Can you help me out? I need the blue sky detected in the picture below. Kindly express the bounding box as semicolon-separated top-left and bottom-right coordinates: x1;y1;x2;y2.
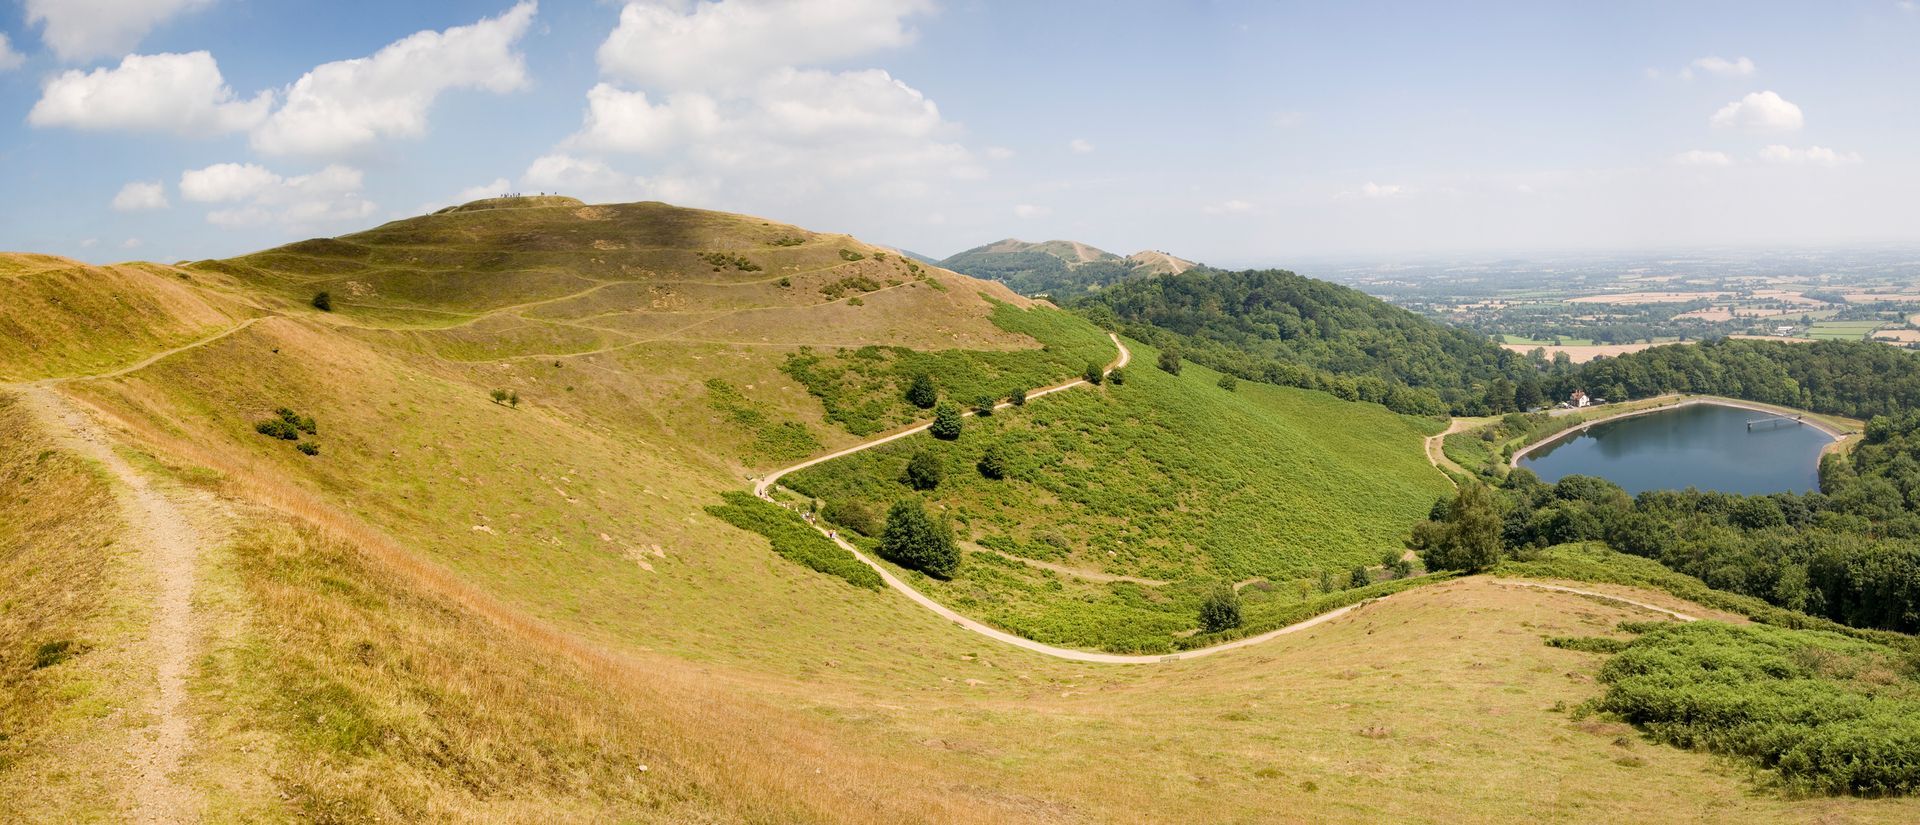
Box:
2;1;1916;266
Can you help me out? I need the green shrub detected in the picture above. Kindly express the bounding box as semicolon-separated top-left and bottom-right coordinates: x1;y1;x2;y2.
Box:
1107;367;1126;386
879;500;958;578
1008;387;1027;406
1348;566;1370;589
929;403;963;440
311;291;332;312
977;445;1007;480
1199;583;1242;632
1545;635;1628;654
823;499;880;536
972;394;997;416
255;418;300;440
906;373;938;409
902;450;942;490
839;249;866;262
296;442;320;456
705;492;881;589
777;276;792;287
1218;374;1238;392
1084;362;1104;385
1158;350;1182;375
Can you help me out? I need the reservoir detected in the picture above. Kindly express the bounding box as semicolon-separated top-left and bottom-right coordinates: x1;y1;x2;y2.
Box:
1515;402;1835;495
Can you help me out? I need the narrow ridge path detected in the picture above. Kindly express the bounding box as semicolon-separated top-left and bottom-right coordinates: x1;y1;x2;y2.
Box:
21;386;205;823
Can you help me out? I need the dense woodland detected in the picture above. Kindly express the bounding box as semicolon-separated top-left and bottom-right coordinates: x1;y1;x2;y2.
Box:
1076;268;1515;416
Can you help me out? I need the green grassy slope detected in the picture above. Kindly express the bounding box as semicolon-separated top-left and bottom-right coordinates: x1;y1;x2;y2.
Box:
0;254;252;381
786;339;1453;652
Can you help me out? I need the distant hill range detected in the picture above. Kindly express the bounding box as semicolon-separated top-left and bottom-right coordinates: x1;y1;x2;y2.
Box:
938;238;1196;298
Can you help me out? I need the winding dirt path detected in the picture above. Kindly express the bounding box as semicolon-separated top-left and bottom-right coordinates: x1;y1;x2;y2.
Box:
5;318;254;821
1423;418;1479;483
20;386;205;823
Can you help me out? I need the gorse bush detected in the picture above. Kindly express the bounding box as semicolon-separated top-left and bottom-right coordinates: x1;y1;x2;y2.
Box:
311;291;332;312
255;418;299;440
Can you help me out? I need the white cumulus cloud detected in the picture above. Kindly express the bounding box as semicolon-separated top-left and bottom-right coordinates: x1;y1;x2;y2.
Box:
1758;145;1862;166
180;162;376;228
251;1;538;156
1012;204;1050;219
1068;138;1094;154
25;0;212;63
597;0;930;90
1672;149;1734;167
111;181;169;211
1685;56;1756;79
29;52;273;136
1204;199;1255;215
1710;90;1804;131
0;33;24;71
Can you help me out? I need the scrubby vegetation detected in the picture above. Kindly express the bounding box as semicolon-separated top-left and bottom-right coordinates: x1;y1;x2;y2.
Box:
703;378;821;464
820;275;881;300
699;252;763;272
787;339;1448;651
705;492;881;589
781;303;1113;435
1579;620;1920;796
254;406;319;451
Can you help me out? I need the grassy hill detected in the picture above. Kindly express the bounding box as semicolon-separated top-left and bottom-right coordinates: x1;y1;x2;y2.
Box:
940;238;1196;299
0;254;255;381
785;338;1452;652
4;197;1918;822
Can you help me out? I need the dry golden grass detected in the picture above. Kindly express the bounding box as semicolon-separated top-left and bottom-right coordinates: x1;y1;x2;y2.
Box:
0;255;252;381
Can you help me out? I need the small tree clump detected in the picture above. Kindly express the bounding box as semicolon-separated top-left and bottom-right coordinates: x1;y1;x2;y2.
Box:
1083;362;1105;385
878;500;959;578
906;373;938;409
311;291;333;312
508;390;521;408
977;445;1007;480
296;442;320;456
490;389;510;405
929;402;963;440
1218;374;1238;392
1008;387;1027;407
1158;350;1182;375
973;394;997;416
1198;583;1243;633
903;450;943;490
1409;482;1506;573
1318;569;1334;594
1348;566;1371;589
1106;368;1125;386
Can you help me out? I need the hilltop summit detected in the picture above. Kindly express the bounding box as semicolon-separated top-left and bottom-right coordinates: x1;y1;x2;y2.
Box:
939;237;1201;298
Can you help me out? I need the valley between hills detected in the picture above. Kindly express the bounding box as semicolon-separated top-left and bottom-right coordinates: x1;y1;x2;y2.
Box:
5;196;1920;823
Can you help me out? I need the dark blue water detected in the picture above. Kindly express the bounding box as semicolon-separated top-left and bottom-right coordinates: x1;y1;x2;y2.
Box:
1517;403;1832;495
